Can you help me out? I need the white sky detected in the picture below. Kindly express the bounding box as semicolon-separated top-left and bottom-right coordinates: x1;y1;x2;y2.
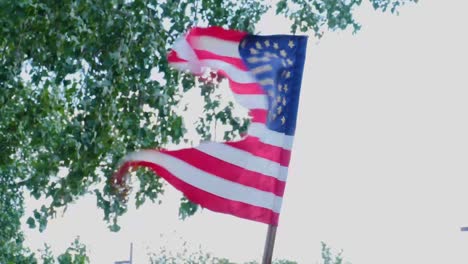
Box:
24;1;468;263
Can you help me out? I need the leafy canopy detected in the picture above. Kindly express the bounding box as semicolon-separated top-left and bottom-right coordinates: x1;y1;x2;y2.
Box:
0;0;416;247
147;239;344;264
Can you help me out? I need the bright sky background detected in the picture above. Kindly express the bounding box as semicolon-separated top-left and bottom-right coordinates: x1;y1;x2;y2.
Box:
24;1;468;263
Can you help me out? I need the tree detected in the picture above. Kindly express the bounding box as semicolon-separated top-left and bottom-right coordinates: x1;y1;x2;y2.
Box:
0;0;416;260
147;239;347;263
0;172;36;263
39;237;90;264
55;237;90;264
148;242;298;264
321;242;344;264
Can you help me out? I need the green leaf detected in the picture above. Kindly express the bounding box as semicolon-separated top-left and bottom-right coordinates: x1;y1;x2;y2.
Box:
26;217;36;229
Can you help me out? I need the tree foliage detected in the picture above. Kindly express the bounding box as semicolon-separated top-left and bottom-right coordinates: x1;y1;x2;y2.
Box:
0;172;36;263
148;241;299;264
277;0;417;36
38;237;90;264
0;232;89;264
0;0;416;260
1;0;267;234
55;237;90;264
321;242;344;264
147;240;346;263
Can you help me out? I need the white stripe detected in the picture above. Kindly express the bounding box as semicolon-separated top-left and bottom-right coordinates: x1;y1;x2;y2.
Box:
233;94;268;110
172;36;199;63
247;123;295;150
170;37;203;74
169;61;204;75
202;60;256;83
196;142;288;182
192;36;241;58
124;150;282;213
169;60;255;84
171;36;254;83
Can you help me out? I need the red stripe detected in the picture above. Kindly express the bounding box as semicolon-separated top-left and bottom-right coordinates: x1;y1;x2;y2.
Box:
229;80;265;95
161;148;286;197
250;109;268;123
167;50;187;63
226;136;292;167
120;160;279;225
187;26;247;42
193;49;247;70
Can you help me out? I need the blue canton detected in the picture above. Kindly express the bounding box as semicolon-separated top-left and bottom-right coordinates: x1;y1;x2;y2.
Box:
239;34;307;136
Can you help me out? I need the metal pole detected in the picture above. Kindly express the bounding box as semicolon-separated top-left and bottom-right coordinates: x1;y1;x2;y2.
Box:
261;225;278;264
114;243;133;264
129;243;133;264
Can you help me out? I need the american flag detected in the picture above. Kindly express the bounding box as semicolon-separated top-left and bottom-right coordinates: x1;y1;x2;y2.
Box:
115;27;307;225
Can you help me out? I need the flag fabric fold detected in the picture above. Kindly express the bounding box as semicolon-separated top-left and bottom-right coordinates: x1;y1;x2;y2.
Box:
115;26;308;225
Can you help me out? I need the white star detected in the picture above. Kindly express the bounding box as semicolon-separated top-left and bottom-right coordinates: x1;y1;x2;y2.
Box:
241;40;247;48
250;48;259;55
256;41;262;49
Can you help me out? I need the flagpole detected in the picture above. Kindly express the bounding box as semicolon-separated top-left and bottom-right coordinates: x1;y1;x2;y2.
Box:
262;224;278;264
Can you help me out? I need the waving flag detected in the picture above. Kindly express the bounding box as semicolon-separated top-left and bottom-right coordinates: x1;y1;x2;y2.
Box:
115;27;307;225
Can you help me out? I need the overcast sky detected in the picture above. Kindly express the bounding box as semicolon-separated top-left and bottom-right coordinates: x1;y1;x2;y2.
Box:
24;1;468;263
